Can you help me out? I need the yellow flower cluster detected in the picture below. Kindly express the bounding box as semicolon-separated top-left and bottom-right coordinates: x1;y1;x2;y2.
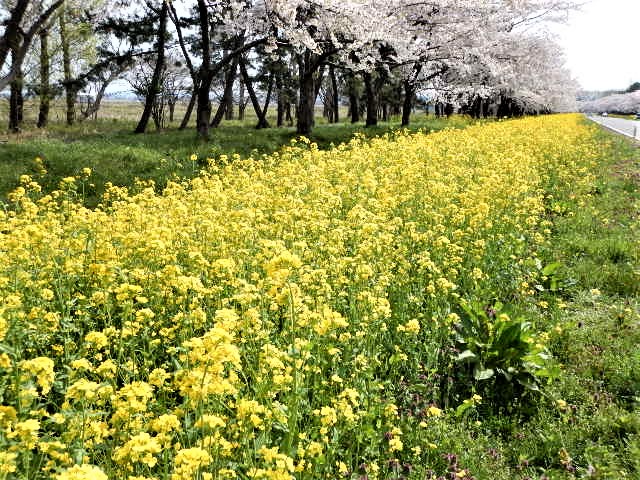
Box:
0;115;601;478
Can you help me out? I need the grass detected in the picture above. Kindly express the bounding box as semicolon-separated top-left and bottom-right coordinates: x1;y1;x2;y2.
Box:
607;113;638;120
489;124;640;479
0;100;469;207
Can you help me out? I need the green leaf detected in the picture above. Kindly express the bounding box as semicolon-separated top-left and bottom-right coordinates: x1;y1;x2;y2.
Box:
494;323;522;350
474;368;495;380
456;350;477;362
455;402;473;417
517;378;540;391
542;262;562;276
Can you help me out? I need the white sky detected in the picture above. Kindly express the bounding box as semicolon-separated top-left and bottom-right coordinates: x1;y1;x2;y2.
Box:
552;0;640;91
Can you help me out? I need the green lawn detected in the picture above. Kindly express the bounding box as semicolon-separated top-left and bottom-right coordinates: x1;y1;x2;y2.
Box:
499;126;640;478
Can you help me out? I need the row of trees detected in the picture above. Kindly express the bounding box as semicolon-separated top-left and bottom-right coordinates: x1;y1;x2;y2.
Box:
1;0;579;137
579;82;640;114
580;90;640;115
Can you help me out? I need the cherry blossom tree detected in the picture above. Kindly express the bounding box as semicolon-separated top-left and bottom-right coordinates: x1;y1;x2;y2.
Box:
580;91;640;114
2;0;583;134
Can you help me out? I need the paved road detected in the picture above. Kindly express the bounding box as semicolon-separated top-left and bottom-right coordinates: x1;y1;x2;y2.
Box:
588;115;640;140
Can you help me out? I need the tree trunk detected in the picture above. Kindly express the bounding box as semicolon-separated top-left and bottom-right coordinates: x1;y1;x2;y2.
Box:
323;100;331;122
211;48;232;126
194;30;265;138
260;73;274;128
135;0;168;134
37;28;51;128
211;57;238;128
180;84;198;130
363;72;377;127
180;92;196;129
285;102;292;125
445;103;454;117
193;16;265;138
276;70;285;127
224;100;234;120
224;62;235;120
238;77;246;121
329;65;339;123
470;96;481;119
195;0;213;139
80;75;113;121
381;103;388;122
196;73;214;138
312;65;325;127
482;99;490;118
59;8;76;126
239;57;270;129
497;95;507;117
296;53;316;135
348;74;359;123
9;63;23;132
401;79;414;127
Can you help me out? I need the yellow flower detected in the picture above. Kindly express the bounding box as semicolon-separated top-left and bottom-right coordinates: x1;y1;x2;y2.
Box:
96;359;117;377
7;419;40;448
0;353;11;369
54;464;108;480
112;432;162;468
389;436;403;452
171;447;211;480
20;357;55;394
317;406;337;426
148;368;170;387
195;414;226;430
41;288;55;301
70;358;93;372
151;414;181;433
85;331;109;349
0;452;18;474
384;403;398;417
401;318;420;334
337;461;349;474
60;176;76;186
306;441;323;457
427;406;443;417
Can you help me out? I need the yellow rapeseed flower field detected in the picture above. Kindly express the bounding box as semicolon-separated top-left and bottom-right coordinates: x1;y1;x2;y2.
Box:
0;114;601;479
